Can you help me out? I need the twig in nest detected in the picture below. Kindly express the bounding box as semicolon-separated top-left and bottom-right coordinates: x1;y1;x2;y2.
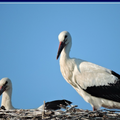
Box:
102;109;120;113
79;109;103;119
42;101;45;119
64;105;78;113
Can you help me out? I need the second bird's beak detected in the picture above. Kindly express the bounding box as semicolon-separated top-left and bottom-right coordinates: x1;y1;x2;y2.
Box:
0;83;7;96
56;41;66;59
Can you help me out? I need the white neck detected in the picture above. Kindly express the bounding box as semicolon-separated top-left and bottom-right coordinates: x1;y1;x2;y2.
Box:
1;88;14;110
60;41;72;62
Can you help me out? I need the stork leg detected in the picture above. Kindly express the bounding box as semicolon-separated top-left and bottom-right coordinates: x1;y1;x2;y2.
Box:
93;107;97;111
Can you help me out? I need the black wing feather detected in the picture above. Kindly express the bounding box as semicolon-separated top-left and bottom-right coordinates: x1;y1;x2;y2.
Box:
45;99;72;110
82;71;120;102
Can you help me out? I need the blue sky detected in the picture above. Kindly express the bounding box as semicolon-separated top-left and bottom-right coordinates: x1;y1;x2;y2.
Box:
0;2;120;111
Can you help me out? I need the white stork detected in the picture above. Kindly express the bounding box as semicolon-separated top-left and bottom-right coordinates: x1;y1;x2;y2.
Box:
0;77;72;110
0;77;14;110
56;31;120;111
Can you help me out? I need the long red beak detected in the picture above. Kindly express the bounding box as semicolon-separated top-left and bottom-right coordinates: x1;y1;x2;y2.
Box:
56;42;66;60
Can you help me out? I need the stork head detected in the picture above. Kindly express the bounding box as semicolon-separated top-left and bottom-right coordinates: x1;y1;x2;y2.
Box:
0;78;12;95
56;31;72;59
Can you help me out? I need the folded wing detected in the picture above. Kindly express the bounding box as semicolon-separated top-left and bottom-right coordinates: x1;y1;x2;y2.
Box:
75;61;120;102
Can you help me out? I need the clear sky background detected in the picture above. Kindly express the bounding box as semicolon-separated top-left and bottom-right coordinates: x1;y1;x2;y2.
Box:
0;2;120;111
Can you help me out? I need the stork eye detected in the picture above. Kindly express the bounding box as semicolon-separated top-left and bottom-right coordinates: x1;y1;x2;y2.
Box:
5;81;8;85
65;35;67;38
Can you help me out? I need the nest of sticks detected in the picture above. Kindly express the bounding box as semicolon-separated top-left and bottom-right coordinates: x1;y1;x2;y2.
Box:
0;101;120;120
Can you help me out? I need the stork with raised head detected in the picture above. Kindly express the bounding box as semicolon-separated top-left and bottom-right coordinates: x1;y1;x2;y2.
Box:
0;77;72;110
56;31;120;111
